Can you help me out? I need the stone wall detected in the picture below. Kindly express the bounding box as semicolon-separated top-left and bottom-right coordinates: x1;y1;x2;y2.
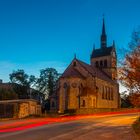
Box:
76;108;139;115
58;76;120;113
0;99;41;119
18;100;41;118
96;78;119;109
18;103;29;118
58;77;84;113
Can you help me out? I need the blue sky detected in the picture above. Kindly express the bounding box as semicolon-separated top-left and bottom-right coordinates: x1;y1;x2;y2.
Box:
0;0;140;91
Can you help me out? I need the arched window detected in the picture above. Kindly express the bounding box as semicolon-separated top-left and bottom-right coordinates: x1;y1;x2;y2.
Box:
73;61;76;67
95;61;99;67
104;60;107;67
93;99;96;107
100;60;103;67
105;87;108;99
79;84;83;95
51;101;55;108
111;88;114;100
63;83;67;88
63;83;69;110
102;86;105;99
108;88;111;100
82;100;86;107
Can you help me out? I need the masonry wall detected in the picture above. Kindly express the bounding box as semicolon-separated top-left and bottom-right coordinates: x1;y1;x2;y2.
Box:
0;100;41;119
58;77;85;113
18;100;41;118
96;78;119;108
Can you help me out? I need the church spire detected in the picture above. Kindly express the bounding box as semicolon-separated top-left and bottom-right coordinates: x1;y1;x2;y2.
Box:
102;18;106;35
74;53;76;59
101;16;107;48
113;40;115;47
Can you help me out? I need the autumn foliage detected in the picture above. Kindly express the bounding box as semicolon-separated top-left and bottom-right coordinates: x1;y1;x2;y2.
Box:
119;46;140;92
119;30;140;107
129;93;140;107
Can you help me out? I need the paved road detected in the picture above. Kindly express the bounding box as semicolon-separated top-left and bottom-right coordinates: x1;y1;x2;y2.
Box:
0;113;139;140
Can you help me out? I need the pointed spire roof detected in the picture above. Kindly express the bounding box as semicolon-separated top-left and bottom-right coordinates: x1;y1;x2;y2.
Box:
102;17;106;36
101;16;107;48
74;53;76;59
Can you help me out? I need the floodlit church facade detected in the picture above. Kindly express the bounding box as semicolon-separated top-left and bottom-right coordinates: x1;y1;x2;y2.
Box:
50;19;120;113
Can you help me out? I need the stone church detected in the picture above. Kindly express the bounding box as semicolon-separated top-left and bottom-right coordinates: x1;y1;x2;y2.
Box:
50;19;120;113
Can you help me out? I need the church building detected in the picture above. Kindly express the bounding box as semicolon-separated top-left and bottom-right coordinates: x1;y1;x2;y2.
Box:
50;19;120;113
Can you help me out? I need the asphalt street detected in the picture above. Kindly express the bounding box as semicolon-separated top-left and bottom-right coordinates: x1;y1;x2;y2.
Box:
0;113;139;140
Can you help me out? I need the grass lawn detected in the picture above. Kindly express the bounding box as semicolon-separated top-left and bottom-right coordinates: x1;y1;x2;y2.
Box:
133;117;140;139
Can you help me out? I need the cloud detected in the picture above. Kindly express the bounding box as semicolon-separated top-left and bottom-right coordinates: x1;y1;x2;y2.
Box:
0;61;67;82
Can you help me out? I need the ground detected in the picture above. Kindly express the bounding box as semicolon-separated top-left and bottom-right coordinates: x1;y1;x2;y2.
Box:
133;117;140;139
0;113;139;140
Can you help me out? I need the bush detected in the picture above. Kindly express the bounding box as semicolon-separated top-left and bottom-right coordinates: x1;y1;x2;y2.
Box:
133;117;140;138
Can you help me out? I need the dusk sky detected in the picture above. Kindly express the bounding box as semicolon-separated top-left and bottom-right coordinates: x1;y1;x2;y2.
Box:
0;0;140;88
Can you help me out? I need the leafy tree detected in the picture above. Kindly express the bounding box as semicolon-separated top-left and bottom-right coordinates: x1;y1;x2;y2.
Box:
9;70;36;87
9;69;36;98
119;29;140;94
37;68;60;98
120;91;132;108
129;93;140;107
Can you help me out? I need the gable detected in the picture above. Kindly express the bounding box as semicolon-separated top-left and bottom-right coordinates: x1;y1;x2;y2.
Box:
61;60;86;79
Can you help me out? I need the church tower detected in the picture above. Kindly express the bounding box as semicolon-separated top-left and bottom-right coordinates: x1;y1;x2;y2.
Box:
91;18;117;81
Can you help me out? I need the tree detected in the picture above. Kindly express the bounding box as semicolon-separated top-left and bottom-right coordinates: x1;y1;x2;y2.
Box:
120;91;132;108
9;70;36;87
9;69;36;98
119;29;140;94
129;93;140;107
37;68;60;98
119;28;140;107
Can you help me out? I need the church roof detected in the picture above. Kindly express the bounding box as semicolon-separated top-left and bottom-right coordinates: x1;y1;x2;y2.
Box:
61;64;86;79
91;46;114;58
77;59;116;84
61;58;117;84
